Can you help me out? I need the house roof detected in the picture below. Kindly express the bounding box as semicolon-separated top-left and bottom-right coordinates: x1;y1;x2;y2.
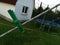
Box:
0;0;17;5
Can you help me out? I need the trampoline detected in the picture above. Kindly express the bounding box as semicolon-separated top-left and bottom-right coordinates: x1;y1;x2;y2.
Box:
35;18;60;28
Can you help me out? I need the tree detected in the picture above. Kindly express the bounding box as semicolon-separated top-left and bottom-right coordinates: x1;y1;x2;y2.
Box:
36;2;44;15
32;8;37;18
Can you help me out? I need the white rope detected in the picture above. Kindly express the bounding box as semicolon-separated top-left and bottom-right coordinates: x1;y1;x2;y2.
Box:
0;26;17;37
0;4;60;38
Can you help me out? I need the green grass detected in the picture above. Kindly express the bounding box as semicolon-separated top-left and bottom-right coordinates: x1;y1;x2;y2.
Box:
0;18;60;45
0;18;15;34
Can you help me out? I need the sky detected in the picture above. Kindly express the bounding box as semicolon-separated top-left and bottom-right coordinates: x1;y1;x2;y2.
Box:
35;0;60;10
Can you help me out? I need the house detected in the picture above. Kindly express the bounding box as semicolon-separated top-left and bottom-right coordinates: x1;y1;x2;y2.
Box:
0;0;17;22
15;0;35;21
0;0;35;22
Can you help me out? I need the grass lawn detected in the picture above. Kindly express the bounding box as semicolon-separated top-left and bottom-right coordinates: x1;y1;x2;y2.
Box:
0;17;60;45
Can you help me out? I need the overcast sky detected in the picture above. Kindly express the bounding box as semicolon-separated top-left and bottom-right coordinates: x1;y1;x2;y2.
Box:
35;0;60;10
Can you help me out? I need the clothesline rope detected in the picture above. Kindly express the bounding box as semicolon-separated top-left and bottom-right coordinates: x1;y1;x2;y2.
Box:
0;4;60;38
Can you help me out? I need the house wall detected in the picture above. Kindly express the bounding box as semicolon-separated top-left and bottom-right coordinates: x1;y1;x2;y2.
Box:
0;0;17;5
0;2;15;22
15;0;35;21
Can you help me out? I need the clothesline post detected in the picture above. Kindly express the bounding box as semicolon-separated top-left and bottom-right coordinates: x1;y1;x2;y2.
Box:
8;9;24;33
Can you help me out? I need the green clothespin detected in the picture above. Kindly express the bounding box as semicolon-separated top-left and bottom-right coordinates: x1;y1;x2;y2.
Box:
8;9;24;33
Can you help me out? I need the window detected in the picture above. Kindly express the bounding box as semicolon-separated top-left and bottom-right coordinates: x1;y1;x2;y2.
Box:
22;6;28;13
